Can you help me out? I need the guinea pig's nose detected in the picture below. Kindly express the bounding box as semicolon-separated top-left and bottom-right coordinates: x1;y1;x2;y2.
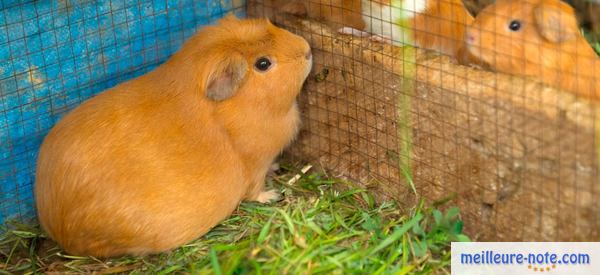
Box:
305;49;312;60
467;35;475;43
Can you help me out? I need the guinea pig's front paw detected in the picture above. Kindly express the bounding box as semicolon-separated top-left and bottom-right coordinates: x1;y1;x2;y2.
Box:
254;189;282;204
370;34;392;44
338;27;369;37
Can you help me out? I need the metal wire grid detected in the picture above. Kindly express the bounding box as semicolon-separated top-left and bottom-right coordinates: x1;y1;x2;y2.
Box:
0;0;245;224
0;0;597;241
248;0;599;241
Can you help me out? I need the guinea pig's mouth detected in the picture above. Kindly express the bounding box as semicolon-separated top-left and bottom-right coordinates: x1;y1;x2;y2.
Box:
303;50;313;79
465;35;490;64
465;32;478;52
305;49;312;61
466;42;479;58
465;28;487;59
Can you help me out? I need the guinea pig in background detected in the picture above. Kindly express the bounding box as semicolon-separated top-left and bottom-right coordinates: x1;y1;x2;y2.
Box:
346;0;474;59
466;0;599;99
250;0;365;31
35;15;312;257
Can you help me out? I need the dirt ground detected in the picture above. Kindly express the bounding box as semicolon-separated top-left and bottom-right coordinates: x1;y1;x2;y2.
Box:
247;6;600;241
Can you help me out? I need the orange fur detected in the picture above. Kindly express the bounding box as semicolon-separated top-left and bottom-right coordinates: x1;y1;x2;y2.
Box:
466;0;599;99
35;15;312;257
413;0;474;58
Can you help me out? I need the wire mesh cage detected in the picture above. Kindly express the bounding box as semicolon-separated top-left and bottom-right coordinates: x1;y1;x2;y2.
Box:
0;0;245;224
1;0;599;243
247;0;600;241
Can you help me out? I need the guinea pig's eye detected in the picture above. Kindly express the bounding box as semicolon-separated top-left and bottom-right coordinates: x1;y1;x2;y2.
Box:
509;20;521;31
254;57;272;72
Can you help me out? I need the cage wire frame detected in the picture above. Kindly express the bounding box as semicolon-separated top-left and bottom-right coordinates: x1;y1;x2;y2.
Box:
247;0;599;241
0;0;245;224
0;0;598;242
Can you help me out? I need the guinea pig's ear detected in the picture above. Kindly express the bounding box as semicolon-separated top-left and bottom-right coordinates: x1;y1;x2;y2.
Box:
205;56;248;101
533;2;579;43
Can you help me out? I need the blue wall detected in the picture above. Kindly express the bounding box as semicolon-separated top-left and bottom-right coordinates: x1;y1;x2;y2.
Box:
0;0;246;224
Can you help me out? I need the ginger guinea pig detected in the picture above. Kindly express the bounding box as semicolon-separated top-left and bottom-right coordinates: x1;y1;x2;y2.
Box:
354;0;474;59
35;15;312;258
466;0;599;99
